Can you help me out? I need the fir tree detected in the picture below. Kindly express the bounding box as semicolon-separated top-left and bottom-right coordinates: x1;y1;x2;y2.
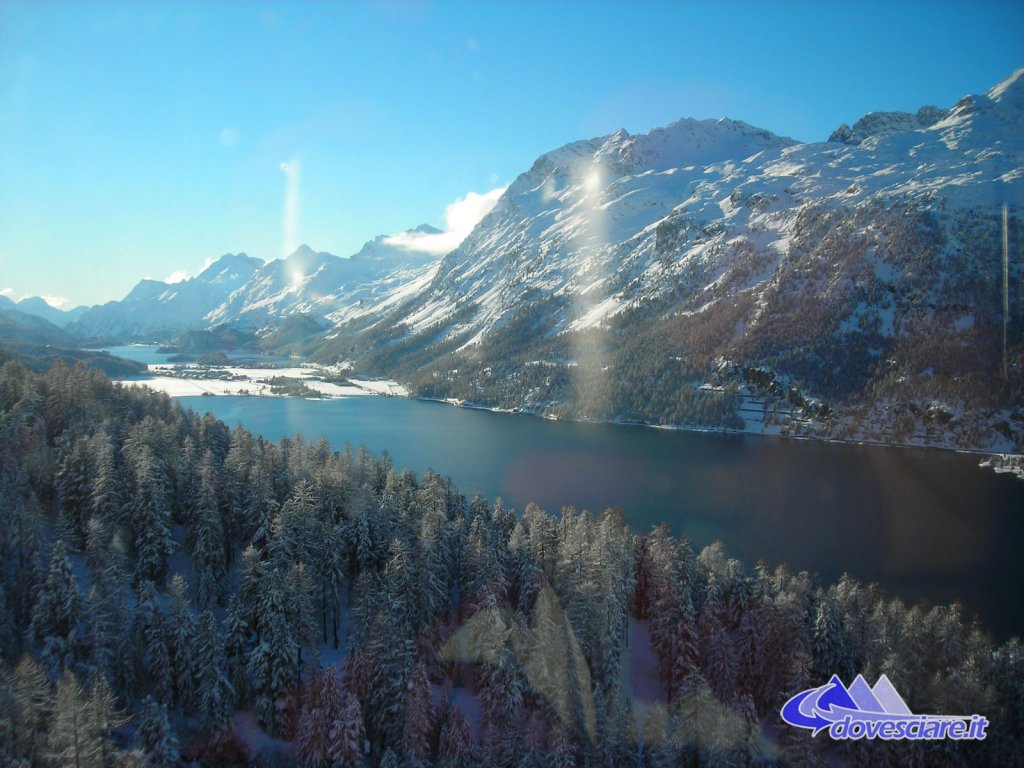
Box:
248;573;298;737
136;695;180;768
29;539;80;674
133;581;173;704
329;684;366;768
166;575;196;712
56;436;93;544
193;610;234;733
402;660;434;761
128;447;175;585
190;451;226;608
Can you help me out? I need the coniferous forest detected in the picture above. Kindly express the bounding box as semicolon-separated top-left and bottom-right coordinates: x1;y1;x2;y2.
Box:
1;360;1022;767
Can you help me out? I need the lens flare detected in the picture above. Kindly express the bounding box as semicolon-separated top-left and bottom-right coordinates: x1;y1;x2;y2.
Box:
570;161;612;416
280;159;300;258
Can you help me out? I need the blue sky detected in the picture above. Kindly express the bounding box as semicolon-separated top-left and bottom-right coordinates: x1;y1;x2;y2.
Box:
1;1;1022;308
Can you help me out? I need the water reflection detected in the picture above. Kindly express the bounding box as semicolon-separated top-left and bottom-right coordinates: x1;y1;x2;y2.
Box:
181;395;1024;638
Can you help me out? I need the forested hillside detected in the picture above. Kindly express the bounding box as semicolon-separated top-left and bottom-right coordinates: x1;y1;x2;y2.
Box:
1;362;1021;767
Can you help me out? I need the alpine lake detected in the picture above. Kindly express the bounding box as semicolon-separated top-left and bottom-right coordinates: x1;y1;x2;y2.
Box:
107;346;1024;639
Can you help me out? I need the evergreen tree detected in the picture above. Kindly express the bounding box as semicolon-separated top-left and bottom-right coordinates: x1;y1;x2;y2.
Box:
134;580;173;704
89;431;124;532
128;447;175;585
190;451;226;608
402;660;434;761
438;702;477;768
136;695;180;768
329;684;366;768
248;573;298;737
194;610;234;733
166;575;196;712
56;435;93;544
29;539;80;674
223;595;251;706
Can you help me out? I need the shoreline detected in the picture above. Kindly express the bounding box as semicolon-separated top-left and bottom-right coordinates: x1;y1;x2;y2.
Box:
119;367;1023;479
416;395;1023;461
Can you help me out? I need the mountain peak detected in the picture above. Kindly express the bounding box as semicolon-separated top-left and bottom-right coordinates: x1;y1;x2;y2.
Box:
197;252;264;281
828;105;945;146
289;244;319;258
988;66;1024;104
411;223;443;235
596;115;793;174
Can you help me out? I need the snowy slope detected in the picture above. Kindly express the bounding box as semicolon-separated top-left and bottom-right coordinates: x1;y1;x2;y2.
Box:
205;228;442;329
331;68;1024;450
69;253;264;338
376;69;1023;346
11;297;87;328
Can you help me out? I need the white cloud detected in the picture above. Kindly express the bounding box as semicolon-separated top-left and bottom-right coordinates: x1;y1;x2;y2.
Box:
384;186;506;256
164;270;189;284
41;295;69;309
0;287;12;297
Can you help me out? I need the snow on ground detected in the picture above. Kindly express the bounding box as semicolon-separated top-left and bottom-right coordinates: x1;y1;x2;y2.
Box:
118;364;408;399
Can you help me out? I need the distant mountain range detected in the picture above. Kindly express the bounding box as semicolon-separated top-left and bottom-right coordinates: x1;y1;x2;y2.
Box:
63;224;442;340
0;293;87;328
18;68;1024;451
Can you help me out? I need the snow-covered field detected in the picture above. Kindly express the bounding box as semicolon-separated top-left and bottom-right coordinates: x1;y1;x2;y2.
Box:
118;364;408;399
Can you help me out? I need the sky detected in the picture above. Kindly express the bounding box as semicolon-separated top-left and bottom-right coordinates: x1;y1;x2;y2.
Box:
1;0;1022;309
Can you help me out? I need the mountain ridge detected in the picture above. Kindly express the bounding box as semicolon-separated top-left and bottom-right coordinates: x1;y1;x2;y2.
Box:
47;68;1024;451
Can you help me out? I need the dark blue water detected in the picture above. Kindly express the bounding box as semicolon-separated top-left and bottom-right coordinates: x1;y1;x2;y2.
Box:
179;394;1024;640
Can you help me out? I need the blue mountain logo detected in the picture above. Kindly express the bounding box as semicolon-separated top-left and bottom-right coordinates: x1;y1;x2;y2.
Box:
780;674;988;741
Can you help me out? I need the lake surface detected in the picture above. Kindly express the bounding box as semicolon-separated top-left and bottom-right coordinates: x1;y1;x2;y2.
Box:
179;394;1024;640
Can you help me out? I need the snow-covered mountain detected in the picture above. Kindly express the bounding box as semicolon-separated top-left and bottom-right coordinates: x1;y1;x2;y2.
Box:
205;227;441;329
66;225;444;340
321;68;1024;451
3;296;88;327
69;252;264;338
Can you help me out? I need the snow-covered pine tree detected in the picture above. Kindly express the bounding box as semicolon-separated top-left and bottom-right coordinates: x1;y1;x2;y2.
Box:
55;435;93;544
194;609;234;733
329;682;365;768
190;450;226;608
438;701;478;768
136;694;180;768
128;446;175;585
166;574;197;712
29;539;80;674
133;580;173;704
88;431;124;532
401;659;434;761
284;561;319;671
296;669;328;768
223;594;251;706
247;571;298;737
